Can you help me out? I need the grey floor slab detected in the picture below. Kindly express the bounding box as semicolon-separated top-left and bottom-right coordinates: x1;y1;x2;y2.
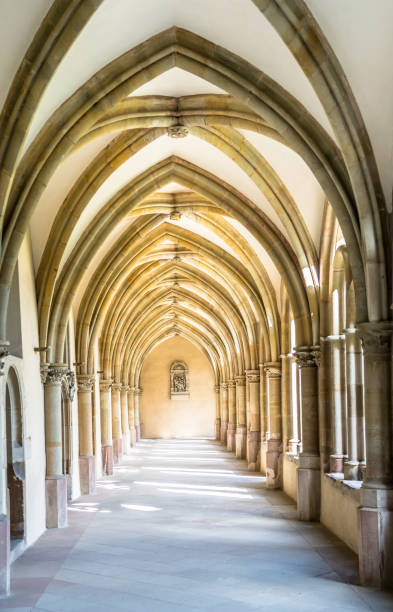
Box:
1;439;393;611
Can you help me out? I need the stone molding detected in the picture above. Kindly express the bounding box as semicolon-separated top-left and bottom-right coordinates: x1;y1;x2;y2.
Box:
111;382;123;392
220;382;228;390
77;375;95;393
263;361;281;378
227;379;236;388
168;125;189;138
245;369;260;383
234;375;246;387
214;384;221;393
121;385;130;393
99;379;113;392
294;346;320;368
357;321;393;355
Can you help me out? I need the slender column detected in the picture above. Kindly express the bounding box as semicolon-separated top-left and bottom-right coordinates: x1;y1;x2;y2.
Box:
281;354;291;453
44;364;68;528
99;379;113;475
227;380;236;451
220;382;228;444
214;384;221;440
357;322;393;588
134;388;141;441
294;347;320;521
318;338;331;472
246;370;260;471
111;383;123;463
77;375;96;495
326;335;347;472
344;329;365;479
235;376;246;458
264;362;282;488
128;387;137;446
120;385;130;453
0;347;10;596
259;364;268;473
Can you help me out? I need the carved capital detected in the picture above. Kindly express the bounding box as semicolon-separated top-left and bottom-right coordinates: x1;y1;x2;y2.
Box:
227;379;236;388
134;387;142;396
40;362;50;384
294;346;320;368
99;379;113;392
0;344;9;376
220;382;228;390
234;375;246;387
245;369;260;383
358;321;393;355
263;361;281;378
77;375;95;393
45;363;68;385
214;384;221;394
112;382;123;392
64;369;76;401
121;385;130;393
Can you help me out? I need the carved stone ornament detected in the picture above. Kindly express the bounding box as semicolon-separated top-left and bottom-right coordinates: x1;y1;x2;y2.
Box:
45;363;69;385
245;369;260;383
112;382;123;392
227;379;236;388
170;361;189;399
235;375;246;387
64;370;76;401
121;385;130;393
0;344;9;376
294;346;320;368
214;384;221;394
358;321;393;355
263;362;281;378
168;125;189;139
99;379;113;392
77;375;95;393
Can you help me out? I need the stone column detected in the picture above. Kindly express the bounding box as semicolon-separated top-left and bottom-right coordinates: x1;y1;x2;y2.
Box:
357;322;393;588
220;382;228;444
128;387;137;446
214;384;221;440
0;346;10;596
134;388;141;441
264;362;282;488
259;364;268;473
111;383;123;463
121;385;130;454
327;335;347;472
235;376;246;458
246;370;260;471
99;379;113;475
344;329;365;480
77;375;96;495
294;347;320;521
227;380;236;452
44;363;68;528
318;338;331;473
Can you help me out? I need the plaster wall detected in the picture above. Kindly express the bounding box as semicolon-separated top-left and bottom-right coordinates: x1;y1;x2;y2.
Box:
141;337;215;438
320;475;359;554
17;233;46;545
282;453;298;503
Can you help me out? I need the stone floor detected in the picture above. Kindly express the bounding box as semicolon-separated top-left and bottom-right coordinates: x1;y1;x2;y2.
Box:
2;439;393;611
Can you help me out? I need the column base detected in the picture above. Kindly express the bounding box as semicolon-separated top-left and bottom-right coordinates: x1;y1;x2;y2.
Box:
112;438;123;464
266;438;282;489
330;454;346;473
235;426;247;458
129;427;137;447
102;444;113;475
215;418;221;440
0;514;10;597
220;421;228;445
79;456;96;495
135;425;141;442
287;439;299;454
227;423;236;452
358;488;393;588
247;431;260;471
45;475;67;529
296;458;321;521
343;460;361;480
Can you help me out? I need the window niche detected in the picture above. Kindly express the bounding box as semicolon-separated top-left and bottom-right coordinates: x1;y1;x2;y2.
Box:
170;361;189;399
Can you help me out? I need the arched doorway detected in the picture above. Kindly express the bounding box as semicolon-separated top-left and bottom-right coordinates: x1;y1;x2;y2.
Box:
5;367;25;544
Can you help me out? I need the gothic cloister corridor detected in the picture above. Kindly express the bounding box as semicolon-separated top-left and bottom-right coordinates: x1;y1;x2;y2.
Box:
2;438;393;612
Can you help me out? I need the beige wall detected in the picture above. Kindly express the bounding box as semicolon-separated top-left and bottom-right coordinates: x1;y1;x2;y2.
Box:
320;475;360;554
282;453;298;503
141;337;215;438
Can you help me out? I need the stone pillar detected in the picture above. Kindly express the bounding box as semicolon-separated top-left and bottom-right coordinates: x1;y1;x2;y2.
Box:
227;380;236;451
111;383;123;463
259;364;268;473
0;513;9;597
121;385;130;453
214;384;221;440
134;388;141;441
318;338;331;473
99;379;113;475
77;375;96;495
0;347;10;596
44;364;68;528
327;335;347;473
264;362;282;488
294;347;320;521
235;376;246;458
246;370;260;471
344;329;365;480
220;382;228;444
357;322;393;588
128;387;137;446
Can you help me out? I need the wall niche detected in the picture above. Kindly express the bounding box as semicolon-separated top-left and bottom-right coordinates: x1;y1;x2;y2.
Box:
170;361;189;399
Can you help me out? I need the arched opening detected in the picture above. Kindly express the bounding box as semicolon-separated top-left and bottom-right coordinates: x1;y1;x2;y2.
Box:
5;367;25;544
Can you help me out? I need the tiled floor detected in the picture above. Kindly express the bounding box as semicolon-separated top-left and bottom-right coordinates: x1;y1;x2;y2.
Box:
1;439;393;611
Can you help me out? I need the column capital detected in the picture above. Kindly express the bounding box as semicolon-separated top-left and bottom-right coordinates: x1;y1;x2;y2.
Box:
227;379;236;388
0;342;9;376
111;382;122;392
77;375;95;393
121;385;130;393
214;384;221;393
220;382;228;390
294;346;320;368
99;379;113;392
44;363;69;386
234;375;246;386
245;369;260;382
263;361;281;378
357;321;393;355
134;387;142;396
